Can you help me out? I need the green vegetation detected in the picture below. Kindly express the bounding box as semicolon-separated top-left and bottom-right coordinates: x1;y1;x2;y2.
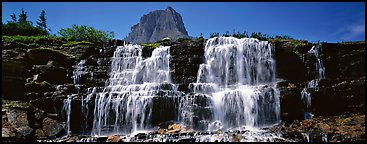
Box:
2;99;33;109
2;9;49;36
3;9;115;51
61;41;95;47
209;30;294;41
2;35;66;48
58;24;115;44
141;39;172;48
141;42;161;48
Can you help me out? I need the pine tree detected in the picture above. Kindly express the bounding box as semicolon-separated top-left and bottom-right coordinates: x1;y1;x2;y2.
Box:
36;10;50;34
18;8;27;24
10;13;17;23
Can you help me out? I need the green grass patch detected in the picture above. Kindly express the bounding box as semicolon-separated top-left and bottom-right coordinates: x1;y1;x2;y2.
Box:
61;40;95;47
2;99;33;109
141;42;161;48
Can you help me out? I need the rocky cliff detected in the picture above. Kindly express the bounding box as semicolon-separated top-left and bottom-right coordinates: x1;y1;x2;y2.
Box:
2;38;365;142
124;7;189;43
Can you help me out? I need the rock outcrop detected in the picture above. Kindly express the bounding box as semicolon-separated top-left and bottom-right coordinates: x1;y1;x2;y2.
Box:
125;6;189;43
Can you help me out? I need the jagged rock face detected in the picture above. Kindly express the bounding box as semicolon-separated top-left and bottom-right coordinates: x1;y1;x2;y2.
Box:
125;7;189;43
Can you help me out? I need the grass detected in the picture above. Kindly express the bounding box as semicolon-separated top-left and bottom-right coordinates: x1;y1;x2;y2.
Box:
2;99;33;110
61;40;95;47
141;42;161;48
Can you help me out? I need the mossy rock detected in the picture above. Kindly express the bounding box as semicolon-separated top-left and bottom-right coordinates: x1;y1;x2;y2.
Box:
24;81;53;93
26;48;74;68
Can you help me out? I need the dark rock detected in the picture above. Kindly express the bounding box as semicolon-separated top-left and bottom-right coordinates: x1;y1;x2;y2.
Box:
273;41;306;82
276;81;304;122
5;108;34;138
125;6;189;43
2;49;28;100
6;109;30;128
26;48;74;68
30;64;70;84
322;42;365;79
42;117;63;137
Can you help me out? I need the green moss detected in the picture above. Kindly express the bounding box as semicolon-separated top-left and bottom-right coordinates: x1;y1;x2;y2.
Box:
61;40;95;47
33;47;72;57
2;99;33;109
141;43;161;48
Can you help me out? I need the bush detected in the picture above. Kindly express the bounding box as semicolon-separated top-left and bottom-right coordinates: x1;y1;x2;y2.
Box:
58;24;115;44
2;35;66;49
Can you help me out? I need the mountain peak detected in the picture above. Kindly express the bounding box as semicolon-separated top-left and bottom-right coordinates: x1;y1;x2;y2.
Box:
125;7;189;44
166;6;174;11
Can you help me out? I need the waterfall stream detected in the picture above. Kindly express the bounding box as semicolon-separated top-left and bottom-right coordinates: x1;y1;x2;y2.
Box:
301;43;326;120
181;37;281;138
91;44;178;136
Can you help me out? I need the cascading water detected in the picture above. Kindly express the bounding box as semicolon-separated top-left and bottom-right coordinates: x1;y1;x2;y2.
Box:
301;43;325;120
91;44;175;136
62;59;87;135
182;37;280;135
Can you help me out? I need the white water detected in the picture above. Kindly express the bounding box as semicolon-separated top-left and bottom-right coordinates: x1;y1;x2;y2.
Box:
62;59;87;135
91;44;173;136
62;94;76;135
182;37;280;135
301;43;326;120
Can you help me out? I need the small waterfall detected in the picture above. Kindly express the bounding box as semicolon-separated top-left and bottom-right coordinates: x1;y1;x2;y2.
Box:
182;37;280;132
73;60;86;93
61;59;87;135
301;43;325;119
62;94;76;134
91;44;175;136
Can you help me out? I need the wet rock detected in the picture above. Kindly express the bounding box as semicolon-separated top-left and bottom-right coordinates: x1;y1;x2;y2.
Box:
42;117;63;137
231;134;241;142
15;126;34;137
6;109;31;128
135;133;147;140
2;127;17;137
167;124;183;133
35;129;46;139
106;135;122;142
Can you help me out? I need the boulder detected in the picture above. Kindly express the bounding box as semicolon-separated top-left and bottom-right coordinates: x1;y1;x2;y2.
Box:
35;129;46;139
106;134;122;142
6;109;30;128
6;109;34;137
2;127;17;137
42;117;63;137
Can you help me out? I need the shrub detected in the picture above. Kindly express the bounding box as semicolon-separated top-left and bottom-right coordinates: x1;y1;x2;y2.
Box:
58;24;115;44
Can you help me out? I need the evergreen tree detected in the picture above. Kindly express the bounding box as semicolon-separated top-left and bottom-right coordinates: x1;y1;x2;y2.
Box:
36;10;50;35
10;13;17;23
18;9;27;24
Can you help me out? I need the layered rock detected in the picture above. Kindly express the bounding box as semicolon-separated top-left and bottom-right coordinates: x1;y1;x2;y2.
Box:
125;6;189;43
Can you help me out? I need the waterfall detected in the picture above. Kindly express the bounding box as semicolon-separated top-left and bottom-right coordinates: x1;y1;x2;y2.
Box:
61;59;87;135
182;37;280;131
91;44;175;136
301;43;325;119
62;94;76;135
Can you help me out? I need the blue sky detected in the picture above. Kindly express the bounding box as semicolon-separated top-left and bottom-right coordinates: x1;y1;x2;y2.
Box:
2;2;365;42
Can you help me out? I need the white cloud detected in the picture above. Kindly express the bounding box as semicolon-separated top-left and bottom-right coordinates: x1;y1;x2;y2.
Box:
340;22;365;40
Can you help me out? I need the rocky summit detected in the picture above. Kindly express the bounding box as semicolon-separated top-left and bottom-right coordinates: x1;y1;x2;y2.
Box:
124;6;189;43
